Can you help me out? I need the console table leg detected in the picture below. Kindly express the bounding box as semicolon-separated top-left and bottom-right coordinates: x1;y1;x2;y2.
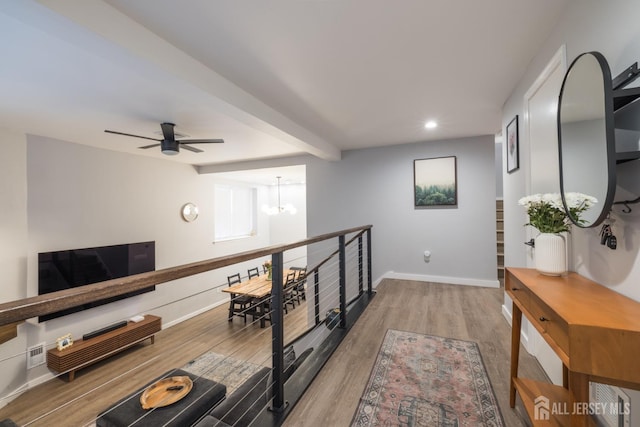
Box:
510;304;523;408
69;370;75;382
563;364;569;389
569;372;590;427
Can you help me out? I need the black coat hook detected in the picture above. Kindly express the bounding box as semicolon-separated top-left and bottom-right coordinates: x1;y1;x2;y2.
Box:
614;196;640;213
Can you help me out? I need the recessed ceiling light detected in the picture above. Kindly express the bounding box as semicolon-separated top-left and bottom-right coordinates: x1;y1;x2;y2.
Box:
424;120;438;129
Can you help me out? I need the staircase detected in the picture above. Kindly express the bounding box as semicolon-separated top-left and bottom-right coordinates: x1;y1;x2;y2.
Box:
496;199;504;287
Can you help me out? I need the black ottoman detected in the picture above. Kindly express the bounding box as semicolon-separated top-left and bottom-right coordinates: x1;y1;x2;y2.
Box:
97;369;226;427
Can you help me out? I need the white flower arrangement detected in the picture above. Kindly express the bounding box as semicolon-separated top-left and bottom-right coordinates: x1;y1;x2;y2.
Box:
518;192;597;233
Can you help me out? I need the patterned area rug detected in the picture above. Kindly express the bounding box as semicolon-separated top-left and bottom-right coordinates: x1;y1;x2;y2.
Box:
181;352;265;395
351;330;504;427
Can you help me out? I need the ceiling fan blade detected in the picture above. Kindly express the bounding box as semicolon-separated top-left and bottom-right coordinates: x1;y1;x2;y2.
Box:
105;130;162;142
177;139;224;144
106;122;223;156
161;122;176;141
180;144;203;153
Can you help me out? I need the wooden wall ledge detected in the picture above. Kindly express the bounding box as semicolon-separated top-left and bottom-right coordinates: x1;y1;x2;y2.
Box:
0;225;373;327
0;322;22;345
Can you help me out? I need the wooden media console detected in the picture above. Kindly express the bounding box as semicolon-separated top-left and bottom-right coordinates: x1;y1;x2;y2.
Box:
47;315;161;381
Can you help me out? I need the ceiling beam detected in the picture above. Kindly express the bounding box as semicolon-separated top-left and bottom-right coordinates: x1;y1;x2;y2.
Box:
29;0;341;161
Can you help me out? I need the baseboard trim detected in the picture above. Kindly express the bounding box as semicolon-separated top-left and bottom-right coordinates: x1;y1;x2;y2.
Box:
162;300;226;329
380;271;500;288
0;371;55;410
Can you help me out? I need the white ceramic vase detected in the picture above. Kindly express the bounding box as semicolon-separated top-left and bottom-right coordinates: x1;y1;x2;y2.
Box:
535;233;567;276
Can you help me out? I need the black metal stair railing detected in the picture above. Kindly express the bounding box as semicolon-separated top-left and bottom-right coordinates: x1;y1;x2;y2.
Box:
0;225;374;427
264;227;374;421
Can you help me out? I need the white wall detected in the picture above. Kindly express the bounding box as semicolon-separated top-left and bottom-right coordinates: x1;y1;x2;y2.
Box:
267;183;308;267
306;135;498;287
0;128;29;404
495;141;503;198
1;129;27;302
0;133;279;400
502;0;640;421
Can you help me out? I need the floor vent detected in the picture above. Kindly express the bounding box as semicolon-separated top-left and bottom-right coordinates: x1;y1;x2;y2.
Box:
27;342;46;369
591;382;630;427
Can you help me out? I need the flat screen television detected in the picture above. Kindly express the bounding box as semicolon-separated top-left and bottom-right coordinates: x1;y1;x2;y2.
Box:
38;241;155;322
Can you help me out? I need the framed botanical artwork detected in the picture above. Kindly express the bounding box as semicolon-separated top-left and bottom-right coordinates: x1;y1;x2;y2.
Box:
414;156;457;207
506;115;519;173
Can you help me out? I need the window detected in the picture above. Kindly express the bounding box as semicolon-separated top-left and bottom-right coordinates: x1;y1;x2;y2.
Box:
214;184;257;241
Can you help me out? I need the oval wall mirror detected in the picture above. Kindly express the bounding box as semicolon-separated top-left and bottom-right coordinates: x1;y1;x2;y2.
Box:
558;51;616;228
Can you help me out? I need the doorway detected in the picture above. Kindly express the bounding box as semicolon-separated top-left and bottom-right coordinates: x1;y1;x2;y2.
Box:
522;45;566;385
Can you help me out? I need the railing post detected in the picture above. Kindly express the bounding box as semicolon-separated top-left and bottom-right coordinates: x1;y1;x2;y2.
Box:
367;228;373;295
358;235;364;295
269;251;287;413
314;270;320;325
339;235;347;329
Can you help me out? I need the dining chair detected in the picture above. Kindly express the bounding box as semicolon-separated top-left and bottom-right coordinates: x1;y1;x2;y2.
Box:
254;292;273;325
284;271;297;310
292;267;307;302
227;273;252;322
248;267;260;279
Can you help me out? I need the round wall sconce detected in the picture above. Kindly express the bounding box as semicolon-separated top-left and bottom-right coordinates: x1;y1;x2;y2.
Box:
181;203;199;222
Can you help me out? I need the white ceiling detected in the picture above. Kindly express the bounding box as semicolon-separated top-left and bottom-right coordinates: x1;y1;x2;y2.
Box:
0;0;569;167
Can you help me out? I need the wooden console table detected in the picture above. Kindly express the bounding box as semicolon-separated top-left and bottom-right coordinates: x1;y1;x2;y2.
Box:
47;315;161;381
506;267;640;426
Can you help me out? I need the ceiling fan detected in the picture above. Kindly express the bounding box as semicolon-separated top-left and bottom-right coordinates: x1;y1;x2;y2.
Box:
104;122;224;155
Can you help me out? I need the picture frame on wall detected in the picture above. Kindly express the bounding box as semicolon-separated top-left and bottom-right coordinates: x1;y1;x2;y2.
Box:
506;115;519;173
414;156;457;207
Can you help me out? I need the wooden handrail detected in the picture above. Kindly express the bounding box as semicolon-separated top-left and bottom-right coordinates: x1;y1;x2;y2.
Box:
0;225;372;326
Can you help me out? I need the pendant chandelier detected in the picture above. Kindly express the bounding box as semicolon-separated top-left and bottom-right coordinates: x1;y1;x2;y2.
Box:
262;176;297;215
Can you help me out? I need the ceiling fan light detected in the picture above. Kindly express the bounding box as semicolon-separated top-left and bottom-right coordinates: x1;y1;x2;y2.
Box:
161;140;179;155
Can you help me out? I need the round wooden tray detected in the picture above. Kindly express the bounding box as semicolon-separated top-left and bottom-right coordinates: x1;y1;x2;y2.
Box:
140;376;193;410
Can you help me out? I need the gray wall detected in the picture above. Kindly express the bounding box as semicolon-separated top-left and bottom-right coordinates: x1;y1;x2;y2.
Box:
203;134;500;285
502;0;640;421
306;135;498;286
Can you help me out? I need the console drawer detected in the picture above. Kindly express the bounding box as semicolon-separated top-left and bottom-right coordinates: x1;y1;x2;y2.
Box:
506;278;530;309
528;292;569;354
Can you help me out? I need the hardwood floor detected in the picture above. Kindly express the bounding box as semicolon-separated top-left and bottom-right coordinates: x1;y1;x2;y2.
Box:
0;280;547;426
0;300;310;427
283;279;547;427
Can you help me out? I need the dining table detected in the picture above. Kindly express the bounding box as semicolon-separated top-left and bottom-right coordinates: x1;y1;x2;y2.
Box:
222;269;295;328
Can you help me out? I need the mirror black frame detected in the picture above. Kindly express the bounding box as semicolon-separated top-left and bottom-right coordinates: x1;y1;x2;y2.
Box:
558;51;616;228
